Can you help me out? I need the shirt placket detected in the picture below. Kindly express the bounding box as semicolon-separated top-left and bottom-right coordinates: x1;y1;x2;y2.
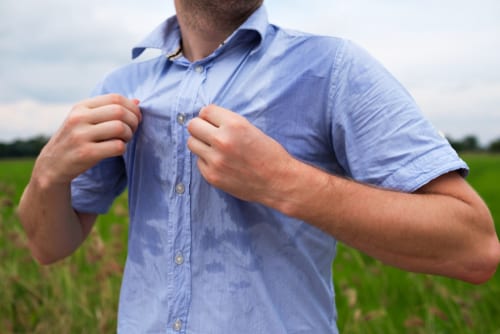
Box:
167;60;207;333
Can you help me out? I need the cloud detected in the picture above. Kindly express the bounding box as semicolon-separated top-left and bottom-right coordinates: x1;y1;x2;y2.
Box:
266;0;500;144
413;83;500;144
0;100;70;141
0;0;499;143
0;0;173;103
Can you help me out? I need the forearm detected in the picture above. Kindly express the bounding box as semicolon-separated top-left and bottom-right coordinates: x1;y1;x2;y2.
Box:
268;160;500;283
18;165;88;264
17;94;140;264
186;104;500;283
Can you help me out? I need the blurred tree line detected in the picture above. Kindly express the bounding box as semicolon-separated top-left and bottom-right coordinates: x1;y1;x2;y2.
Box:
0;134;499;158
448;135;500;153
0;135;49;158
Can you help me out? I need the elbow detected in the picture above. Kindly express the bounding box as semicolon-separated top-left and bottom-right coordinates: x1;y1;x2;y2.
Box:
460;237;500;285
27;240;67;266
18;212;70;266
20;224;63;265
31;249;65;266
460;205;500;285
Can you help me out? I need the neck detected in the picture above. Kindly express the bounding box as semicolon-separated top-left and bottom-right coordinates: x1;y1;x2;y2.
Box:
174;0;262;61
177;19;232;62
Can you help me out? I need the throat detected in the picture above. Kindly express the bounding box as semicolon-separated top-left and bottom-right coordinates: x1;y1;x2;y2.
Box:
179;23;229;62
174;0;262;61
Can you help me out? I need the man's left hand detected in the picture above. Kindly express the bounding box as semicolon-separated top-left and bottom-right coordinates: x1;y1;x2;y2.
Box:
187;104;294;204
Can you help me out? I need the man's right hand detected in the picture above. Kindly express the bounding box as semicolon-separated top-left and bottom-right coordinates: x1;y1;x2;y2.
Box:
35;93;141;185
18;93;141;264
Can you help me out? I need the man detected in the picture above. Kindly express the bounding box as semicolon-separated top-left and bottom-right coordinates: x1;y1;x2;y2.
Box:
19;0;500;333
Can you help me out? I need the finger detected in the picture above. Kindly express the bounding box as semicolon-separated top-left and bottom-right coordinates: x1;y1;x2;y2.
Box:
87;104;140;132
188;137;212;182
92;139;128;158
91;120;134;143
187;135;211;159
198;104;236;127
196;157;210;181
131;99;142;122
72;140;128;166
187;117;218;146
80;94;141;121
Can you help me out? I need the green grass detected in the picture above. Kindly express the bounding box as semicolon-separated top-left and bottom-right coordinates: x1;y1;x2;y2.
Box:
334;153;500;333
462;154;500;235
0;155;499;333
0;158;129;333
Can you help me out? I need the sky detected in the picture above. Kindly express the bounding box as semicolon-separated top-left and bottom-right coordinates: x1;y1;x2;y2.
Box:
1;0;499;145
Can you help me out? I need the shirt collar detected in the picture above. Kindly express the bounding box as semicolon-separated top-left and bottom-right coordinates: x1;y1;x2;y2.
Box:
131;5;269;60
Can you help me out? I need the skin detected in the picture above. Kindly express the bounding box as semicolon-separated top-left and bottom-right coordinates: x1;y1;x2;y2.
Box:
187;105;500;284
174;0;263;61
18;94;140;262
18;1;500;284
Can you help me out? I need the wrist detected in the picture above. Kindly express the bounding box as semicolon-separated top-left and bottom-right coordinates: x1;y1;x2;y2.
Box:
264;157;329;219
31;156;72;191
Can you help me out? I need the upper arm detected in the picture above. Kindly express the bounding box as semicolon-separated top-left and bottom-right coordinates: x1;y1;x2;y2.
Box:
416;171;482;205
330;41;468;192
415;171;493;226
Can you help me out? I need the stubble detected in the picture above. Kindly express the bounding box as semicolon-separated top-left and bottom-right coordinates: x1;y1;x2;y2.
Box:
178;0;263;33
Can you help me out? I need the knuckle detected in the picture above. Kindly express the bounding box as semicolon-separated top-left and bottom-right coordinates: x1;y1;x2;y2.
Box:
111;105;138;132
107;93;123;105
67;108;86;126
227;117;246;131
210;155;226;170
60;122;87;149
199;106;211;118
186;119;196;133
112;121;130;138
186;136;195;150
67;129;83;147
213;135;233;152
204;169;222;186
130;113;140;130
65;115;80;128
74;143;94;161
113;140;127;155
71;102;86;113
197;157;224;186
111;104;126;119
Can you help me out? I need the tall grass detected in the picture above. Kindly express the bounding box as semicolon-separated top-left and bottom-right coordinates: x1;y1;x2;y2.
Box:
334;153;500;333
0;155;499;333
0;159;128;333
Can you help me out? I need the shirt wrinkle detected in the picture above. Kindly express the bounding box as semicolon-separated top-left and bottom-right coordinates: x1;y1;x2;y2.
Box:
71;4;467;334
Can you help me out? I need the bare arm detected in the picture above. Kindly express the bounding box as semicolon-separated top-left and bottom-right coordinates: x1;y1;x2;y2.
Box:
187;105;500;284
269;162;499;284
18;94;141;264
18;176;97;264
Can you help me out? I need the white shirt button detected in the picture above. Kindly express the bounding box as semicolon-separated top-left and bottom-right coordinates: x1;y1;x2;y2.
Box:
175;183;185;195
195;65;203;73
173;319;182;331
175;253;184;265
176;113;186;125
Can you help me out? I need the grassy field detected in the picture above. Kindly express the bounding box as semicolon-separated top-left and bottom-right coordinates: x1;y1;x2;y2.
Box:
0;155;499;333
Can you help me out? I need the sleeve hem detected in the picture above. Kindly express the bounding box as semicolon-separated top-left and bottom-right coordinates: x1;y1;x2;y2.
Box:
381;154;469;193
71;189;115;215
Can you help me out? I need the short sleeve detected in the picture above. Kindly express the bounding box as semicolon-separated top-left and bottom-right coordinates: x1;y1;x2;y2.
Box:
70;81;128;214
329;40;468;192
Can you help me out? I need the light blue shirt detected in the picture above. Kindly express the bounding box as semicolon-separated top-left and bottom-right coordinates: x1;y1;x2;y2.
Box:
71;5;467;334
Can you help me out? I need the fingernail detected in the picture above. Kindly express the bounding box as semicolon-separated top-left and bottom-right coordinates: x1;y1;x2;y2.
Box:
131;99;142;122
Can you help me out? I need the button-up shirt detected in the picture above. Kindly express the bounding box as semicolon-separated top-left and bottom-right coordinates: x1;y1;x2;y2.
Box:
71;5;467;334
